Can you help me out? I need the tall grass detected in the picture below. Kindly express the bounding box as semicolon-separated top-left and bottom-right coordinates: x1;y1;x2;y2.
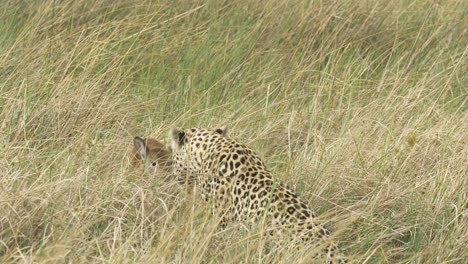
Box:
0;0;466;263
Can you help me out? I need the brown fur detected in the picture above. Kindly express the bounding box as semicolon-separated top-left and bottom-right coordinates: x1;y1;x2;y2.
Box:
132;137;173;174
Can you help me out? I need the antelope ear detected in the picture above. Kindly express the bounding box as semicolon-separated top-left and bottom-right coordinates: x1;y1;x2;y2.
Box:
133;137;147;158
170;128;185;150
214;125;229;137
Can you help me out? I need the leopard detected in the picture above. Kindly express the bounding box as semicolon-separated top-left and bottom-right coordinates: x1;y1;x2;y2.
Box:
168;126;347;263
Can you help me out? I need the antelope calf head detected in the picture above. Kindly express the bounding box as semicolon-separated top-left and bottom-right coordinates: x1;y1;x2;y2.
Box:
132;137;173;175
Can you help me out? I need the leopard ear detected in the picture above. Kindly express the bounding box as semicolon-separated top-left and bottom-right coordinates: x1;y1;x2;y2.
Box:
214;125;229;137
133;136;147;158
165;143;173;152
170;127;185;150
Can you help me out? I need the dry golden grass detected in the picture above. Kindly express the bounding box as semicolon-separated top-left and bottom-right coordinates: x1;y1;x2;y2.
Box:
0;0;466;263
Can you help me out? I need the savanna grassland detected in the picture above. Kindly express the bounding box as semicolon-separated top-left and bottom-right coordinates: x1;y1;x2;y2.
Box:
0;0;466;263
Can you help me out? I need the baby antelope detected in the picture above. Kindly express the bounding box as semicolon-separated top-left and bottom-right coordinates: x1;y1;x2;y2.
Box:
132;137;173;175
